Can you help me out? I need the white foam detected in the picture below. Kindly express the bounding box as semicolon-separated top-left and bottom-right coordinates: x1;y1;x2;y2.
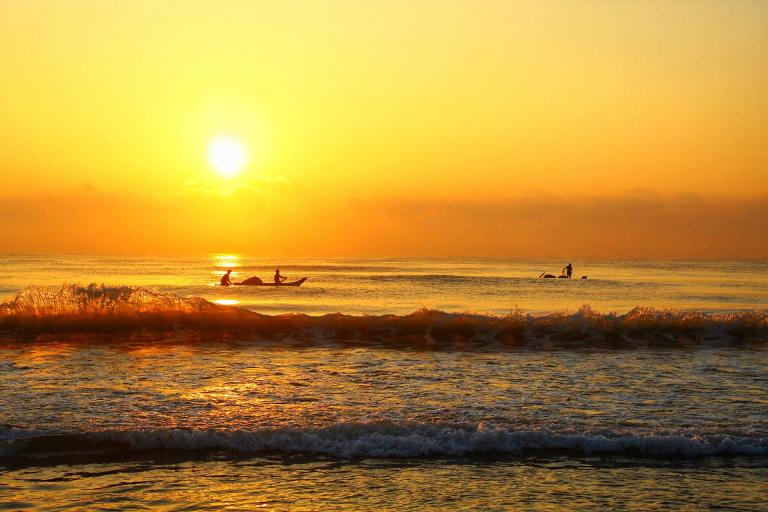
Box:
3;423;766;458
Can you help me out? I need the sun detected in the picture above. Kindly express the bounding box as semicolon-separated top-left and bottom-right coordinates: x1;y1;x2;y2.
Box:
206;136;247;178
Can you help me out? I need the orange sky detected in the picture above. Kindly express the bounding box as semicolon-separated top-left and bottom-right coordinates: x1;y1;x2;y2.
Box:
1;1;766;257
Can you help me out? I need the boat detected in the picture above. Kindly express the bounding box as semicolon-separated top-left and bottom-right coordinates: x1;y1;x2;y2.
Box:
538;273;587;279
234;277;307;287
539;273;567;279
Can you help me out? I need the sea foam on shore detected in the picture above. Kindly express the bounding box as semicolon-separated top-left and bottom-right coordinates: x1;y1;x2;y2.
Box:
3;422;767;460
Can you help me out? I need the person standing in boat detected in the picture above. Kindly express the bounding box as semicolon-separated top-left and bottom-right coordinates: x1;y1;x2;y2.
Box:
274;268;287;285
220;269;233;286
562;263;573;279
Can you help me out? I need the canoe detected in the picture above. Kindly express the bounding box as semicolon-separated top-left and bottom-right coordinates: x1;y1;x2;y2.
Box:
234;277;307;287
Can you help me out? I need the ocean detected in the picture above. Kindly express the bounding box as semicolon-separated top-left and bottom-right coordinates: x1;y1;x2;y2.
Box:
1;255;767;510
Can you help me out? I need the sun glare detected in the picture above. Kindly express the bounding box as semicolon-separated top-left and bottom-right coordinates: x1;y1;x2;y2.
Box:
207;136;247;178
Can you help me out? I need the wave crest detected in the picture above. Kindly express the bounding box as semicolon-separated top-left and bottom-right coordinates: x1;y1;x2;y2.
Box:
0;284;215;315
2;423;766;460
0;285;766;347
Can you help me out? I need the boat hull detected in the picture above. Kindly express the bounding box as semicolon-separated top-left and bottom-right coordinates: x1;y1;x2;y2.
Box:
234;277;307;287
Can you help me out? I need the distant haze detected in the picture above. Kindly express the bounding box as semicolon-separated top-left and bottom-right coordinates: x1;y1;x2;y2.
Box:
1;190;766;259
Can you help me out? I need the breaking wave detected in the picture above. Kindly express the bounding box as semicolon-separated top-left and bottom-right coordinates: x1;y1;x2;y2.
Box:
2;423;766;460
0;285;766;348
0;284;215;315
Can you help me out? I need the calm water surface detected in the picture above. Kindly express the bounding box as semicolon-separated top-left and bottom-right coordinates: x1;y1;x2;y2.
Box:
1;254;767;314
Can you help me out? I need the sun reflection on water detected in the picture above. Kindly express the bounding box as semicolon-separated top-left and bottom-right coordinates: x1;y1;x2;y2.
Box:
213;299;240;306
213;254;240;268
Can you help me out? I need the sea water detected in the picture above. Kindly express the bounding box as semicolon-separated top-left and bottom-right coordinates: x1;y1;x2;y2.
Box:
1;255;767;510
0;254;767;315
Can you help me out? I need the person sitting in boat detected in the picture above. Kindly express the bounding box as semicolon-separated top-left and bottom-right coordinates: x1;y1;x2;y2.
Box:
274;268;287;285
220;269;233;286
562;263;573;279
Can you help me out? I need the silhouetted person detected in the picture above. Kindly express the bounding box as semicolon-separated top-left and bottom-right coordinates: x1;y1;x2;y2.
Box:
220;269;232;286
563;263;573;279
274;268;287;285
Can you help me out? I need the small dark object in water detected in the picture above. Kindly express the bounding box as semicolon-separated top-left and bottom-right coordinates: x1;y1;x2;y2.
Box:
235;277;307;287
540;272;587;279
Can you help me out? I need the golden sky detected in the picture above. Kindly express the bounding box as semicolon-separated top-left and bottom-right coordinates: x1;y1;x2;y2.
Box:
1;1;766;257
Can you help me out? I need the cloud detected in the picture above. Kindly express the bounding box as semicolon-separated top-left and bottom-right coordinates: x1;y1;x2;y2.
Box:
0;190;765;258
361;192;768;258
